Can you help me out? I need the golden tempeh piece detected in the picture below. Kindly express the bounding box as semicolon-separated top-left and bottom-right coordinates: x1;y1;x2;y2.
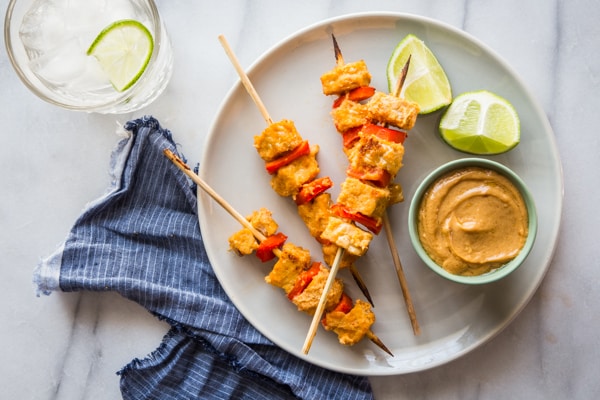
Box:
324;299;375;346
297;192;332;240
229;208;278;255
254;119;303;161
330;98;370;132
228;229;258;256
320;60;371;96
292;265;344;315
265;242;312;294
366;92;420;131
338;177;390;220
247;208;279;237
270;145;320;197
321;217;373;256
347;132;405;179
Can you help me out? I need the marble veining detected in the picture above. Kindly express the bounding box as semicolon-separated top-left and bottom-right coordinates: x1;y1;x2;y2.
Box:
1;0;598;399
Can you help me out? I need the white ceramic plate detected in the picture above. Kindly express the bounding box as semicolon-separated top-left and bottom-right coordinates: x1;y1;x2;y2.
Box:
198;12;563;375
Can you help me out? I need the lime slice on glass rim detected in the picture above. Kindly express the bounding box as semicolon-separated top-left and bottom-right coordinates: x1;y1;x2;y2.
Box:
439;90;521;155
387;34;452;114
87;19;154;92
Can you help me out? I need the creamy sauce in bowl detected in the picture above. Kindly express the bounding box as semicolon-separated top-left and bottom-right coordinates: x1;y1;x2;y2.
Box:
417;166;528;276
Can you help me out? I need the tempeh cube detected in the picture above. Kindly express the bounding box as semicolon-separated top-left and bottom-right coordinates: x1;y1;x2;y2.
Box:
366;92;420;131
265;243;312;294
254;119;303;161
297;192;332;240
320;216;372;256
246;208;278;237
347;132;405;179
228;228;258;256
270;145;320;197
323;299;375;345
320;60;372;96
228;208;278;255
337;177;390;219
291;266;343;315
330;98;370;132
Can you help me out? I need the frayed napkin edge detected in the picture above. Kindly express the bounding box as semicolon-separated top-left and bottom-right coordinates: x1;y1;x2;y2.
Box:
32;122;136;297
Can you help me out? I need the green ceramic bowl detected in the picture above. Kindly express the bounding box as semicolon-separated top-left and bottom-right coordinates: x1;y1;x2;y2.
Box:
408;158;538;284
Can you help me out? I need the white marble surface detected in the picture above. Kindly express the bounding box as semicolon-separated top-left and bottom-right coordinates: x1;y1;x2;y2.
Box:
1;0;598;398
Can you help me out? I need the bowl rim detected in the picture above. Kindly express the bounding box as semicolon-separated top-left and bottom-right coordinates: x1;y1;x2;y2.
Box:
407;157;538;284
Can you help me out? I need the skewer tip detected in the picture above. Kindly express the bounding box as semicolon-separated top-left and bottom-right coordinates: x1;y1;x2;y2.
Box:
393;54;412;97
349;264;374;307
366;331;394;357
331;34;344;65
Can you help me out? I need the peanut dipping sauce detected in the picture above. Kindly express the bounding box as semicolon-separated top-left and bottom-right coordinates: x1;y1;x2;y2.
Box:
417;166;528;276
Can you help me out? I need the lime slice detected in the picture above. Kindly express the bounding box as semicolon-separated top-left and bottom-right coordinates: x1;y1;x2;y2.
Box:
439;90;520;155
387;34;452;114
87;19;154;92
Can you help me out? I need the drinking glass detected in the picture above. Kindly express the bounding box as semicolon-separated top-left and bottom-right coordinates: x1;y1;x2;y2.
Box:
4;0;173;113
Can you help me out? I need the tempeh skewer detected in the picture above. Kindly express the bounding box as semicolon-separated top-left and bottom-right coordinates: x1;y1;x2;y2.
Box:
162;148;392;356
218;35;374;350
327;34;420;335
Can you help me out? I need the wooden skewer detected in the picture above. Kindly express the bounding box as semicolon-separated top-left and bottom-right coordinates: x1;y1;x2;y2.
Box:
218;35;273;125
163;148;392;356
393;54;412;98
365;330;393;356
218;34;375;351
385;54;420;335
162;149;270;245
348;264;373;307
332;35;420;335
382;213;419;335
302;246;344;354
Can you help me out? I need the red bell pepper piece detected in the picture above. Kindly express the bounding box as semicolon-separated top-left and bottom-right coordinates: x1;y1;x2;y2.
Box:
346;166;392;189
332;86;376;108
265;141;310;174
361;123;407;144
343;123;406;150
256;232;287;262
321;293;353;327
287;262;322;300
331;203;382;235
342;126;362;149
295;176;334;205
332;292;353;314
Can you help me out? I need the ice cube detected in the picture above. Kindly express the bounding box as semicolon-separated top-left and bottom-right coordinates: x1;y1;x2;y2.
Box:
29;37;109;93
19;0;68;59
19;0;136;61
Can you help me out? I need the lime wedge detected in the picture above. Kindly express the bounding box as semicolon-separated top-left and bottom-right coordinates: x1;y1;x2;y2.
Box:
439;90;520;155
387;34;452;114
87;19;154;92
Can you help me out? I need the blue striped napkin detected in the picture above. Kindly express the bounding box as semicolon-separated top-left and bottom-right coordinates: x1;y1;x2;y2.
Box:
34;116;373;400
